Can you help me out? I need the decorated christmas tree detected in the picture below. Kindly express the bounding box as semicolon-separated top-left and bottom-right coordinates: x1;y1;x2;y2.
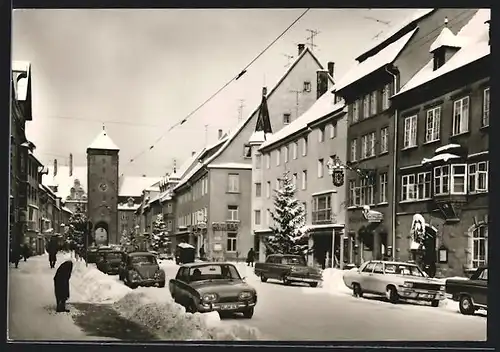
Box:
151;214;170;251
67;211;88;253
265;171;310;255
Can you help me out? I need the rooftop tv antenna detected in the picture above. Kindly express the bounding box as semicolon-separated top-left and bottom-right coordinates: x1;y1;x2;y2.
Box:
282;53;294;68
306;29;321;51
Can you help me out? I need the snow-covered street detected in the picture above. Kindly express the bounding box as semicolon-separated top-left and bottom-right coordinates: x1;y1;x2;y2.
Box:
9;255;486;341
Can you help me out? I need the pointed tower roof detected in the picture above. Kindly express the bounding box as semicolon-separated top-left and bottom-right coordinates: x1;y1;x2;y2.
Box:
430;19;464;52
249;87;273;144
87;125;120;151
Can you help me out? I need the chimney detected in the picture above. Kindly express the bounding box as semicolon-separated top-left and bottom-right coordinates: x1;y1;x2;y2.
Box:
262;87;267;96
218;129;223;140
316;70;329;99
192;151;196;156
298;44;305;56
69;153;73;177
327;62;335;79
53;159;58;177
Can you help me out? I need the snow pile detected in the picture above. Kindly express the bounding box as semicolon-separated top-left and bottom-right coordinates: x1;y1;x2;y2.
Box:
113;290;261;340
71;261;131;303
321;268;353;296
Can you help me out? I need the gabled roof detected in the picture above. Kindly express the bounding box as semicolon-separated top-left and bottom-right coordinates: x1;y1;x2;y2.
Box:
119;176;161;197
42;165;88;200
355;9;435;62
429;26;465;52
12;61;31;102
204;46;331;167
336;28;419;92
395;9;489;97
259;91;345;151
87;128;120;151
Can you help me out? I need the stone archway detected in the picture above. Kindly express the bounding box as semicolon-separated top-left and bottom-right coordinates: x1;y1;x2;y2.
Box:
94;221;109;246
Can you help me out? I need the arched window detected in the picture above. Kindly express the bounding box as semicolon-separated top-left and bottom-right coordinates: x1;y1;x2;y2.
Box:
470;224;488;268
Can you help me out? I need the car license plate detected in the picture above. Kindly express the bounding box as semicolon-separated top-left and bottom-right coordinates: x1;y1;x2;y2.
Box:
419;293;434;299
221;304;238;310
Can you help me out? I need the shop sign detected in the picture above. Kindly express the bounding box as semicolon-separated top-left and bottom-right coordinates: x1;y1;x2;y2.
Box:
212;222;239;231
362;206;383;223
213;243;222;251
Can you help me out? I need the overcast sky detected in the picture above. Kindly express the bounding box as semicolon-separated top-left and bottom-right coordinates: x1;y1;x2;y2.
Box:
12;8;414;177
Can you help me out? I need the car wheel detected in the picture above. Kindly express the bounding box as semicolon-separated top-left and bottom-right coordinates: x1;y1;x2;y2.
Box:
158;281;166;288
386;286;399;304
282;277;291;285
187;300;198;314
352;283;363;298
459;295;475;315
431;300;440;308
260;274;268;283
242;307;254;319
309;282;319;288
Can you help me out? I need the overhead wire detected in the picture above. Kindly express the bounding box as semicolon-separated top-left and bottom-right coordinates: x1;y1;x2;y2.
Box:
123;8;311;168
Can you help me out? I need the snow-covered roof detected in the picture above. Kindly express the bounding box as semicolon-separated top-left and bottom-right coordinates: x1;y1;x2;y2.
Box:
336;28;418;92
87;129;120;151
249;130;266;144
311;189;338;197
207;163;253;170
260;93;345;151
42;165;88;200
118;203;140;211
421;153;460;165
429;26;465;52
160;190;172;202
118;176;161;197
395;9;490;97
203;47;332;167
177;242;195;249
12;61;31;101
61;206;73;214
355;9;435;61
301;223;345;232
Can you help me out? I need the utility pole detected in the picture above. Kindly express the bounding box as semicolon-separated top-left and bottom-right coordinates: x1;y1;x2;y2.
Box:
237;99;245;123
282;53;294;68
306;29;320;51
289;89;303;119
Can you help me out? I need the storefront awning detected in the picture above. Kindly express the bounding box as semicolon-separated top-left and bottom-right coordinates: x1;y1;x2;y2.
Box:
301;223;344;233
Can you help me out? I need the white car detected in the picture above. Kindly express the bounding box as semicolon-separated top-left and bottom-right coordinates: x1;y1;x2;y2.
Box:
343;260;445;307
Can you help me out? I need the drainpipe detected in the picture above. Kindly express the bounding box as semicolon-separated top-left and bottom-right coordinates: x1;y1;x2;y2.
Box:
385;65;398;261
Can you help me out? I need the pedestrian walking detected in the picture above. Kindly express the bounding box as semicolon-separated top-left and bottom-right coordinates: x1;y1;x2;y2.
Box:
47;238;58;269
10;245;21;268
246;248;255;267
22;243;30;262
199;245;205;261
54;260;73;313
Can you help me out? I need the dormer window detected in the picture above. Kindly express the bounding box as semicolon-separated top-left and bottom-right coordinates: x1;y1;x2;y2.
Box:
243;144;252;158
433;49;446;70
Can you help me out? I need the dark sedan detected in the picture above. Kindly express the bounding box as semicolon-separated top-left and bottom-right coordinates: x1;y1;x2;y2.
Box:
118;252;166;288
169;262;257;318
96;250;125;275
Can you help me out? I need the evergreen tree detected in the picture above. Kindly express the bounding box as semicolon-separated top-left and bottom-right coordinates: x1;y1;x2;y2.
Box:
151;214;170;251
265;171;310;255
67;211;88;253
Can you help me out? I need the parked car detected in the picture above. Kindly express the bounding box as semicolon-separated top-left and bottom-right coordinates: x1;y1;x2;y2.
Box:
118;251;166;288
175;243;195;264
96;250;126;275
86;246;99;263
254;254;322;287
446;266;487;315
169;262;257;318
343;260;445;307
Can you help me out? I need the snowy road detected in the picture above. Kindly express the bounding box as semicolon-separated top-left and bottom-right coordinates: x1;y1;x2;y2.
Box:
161;262;487;341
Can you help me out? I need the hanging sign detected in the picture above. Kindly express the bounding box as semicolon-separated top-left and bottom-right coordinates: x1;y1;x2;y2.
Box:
332;169;345;187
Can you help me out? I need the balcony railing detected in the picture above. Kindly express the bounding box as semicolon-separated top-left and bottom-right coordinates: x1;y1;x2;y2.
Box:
312;209;335;225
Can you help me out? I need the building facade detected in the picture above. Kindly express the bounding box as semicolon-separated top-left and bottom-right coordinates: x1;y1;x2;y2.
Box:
334;8;478;265
10;61;33;250
172;45;333;261
86;128;120;245
256;83;348;267
391;9;490;277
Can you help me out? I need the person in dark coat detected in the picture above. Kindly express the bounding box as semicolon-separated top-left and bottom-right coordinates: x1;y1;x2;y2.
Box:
11;245;21;268
22;243;30;262
199;245;205;261
54;260;73;313
47;239;58;269
246;248;255;267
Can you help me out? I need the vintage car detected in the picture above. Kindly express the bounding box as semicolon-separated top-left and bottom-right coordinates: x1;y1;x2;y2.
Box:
343;260;445;307
96;250;126;275
169;262;257;318
254;254;322;287
175;243;196;265
446;266;487;315
118;252;166;288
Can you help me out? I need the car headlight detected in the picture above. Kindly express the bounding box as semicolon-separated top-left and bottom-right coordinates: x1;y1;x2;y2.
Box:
238;291;253;300
154;270;164;278
440;285;445;291
130;270;140;278
403;282;413;288
202;293;218;303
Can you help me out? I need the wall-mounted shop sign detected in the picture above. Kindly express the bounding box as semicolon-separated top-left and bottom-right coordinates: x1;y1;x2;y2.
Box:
212;222;239;231
362;205;383;223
